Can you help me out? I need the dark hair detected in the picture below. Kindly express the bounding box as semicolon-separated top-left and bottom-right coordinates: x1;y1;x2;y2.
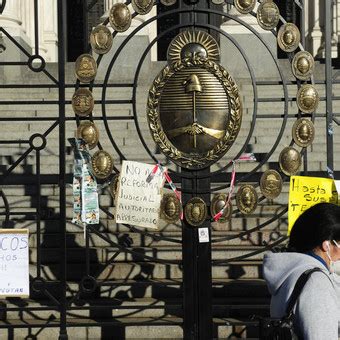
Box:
288;202;340;253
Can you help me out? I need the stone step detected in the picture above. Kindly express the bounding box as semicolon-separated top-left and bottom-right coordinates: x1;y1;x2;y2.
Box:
0;316;260;339
28;245;269;263
3;296;269;320
10;278;266;300
35;260;263;280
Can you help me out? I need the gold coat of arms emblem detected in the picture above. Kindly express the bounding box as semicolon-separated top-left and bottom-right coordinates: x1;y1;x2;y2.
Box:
147;30;242;169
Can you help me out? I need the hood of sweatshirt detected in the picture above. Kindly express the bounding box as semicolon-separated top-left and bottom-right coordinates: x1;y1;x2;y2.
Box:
263;252;329;296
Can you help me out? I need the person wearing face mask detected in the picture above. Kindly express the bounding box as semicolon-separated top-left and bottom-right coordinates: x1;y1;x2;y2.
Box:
263;202;340;339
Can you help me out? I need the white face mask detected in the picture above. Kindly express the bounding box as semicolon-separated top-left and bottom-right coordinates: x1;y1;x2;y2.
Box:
326;240;340;273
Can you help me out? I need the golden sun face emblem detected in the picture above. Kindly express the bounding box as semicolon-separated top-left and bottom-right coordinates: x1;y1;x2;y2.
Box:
167;30;220;64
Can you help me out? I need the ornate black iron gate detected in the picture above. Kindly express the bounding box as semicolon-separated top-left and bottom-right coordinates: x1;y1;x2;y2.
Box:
0;0;338;339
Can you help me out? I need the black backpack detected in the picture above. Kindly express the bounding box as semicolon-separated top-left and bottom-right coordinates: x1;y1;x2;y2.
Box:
259;267;322;340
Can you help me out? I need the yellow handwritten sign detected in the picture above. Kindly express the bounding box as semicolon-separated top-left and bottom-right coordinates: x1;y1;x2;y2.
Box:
288;176;338;234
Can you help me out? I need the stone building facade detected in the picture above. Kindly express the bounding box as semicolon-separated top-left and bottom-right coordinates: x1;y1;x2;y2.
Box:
0;0;338;62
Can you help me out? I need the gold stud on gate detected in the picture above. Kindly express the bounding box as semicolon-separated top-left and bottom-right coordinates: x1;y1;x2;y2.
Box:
109;3;132;32
132;0;154;15
211;194;232;223
76;121;99;150
109;175;119;201
260;170;283;199
236;185;258;214
91;150;114;179
277;23;300;53
297;84;319;114
292;118;315;148
292;51;315;81
184;197;207;227
75;54;97;83
72;89;94;117
234;0;256;14
90;25;113;55
279;147;301;176
161;193;181;223
257;0;280;31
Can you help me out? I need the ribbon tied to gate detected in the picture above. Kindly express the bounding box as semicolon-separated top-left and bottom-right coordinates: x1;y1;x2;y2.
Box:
147;162;183;220
213;153;256;222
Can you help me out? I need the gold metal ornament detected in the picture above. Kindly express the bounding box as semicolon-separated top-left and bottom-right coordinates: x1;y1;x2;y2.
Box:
279;146;301;176
260;170;283;199
257;0;280;30
91;150;114;179
109;3;132;32
297;84;319;114
147;56;242;170
72;89;94;117
160;0;176;5
277;23;300;52
236;185;258;214
167;30;220;64
184;197;207;227
160;193;181;223
292;51;315;81
234;0;256;14
292;118;315;148
75;54;97;83
76;121;99;149
211;194;232;223
109;175;119;201
132;0;154;15
90;25;113;55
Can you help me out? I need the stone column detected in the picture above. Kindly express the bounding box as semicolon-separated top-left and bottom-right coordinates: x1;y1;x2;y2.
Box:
0;0;32;59
310;0;323;57
314;0;338;58
41;0;58;62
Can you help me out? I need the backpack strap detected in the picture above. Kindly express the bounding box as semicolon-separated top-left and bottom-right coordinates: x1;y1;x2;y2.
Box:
285;267;323;316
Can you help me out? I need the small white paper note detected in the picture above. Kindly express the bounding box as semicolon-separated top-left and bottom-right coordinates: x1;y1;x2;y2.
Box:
198;227;209;243
115;161;165;229
334;180;340;202
0;229;29;297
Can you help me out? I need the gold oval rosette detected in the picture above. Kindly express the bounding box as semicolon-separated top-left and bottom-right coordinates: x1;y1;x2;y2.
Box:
147;55;242;170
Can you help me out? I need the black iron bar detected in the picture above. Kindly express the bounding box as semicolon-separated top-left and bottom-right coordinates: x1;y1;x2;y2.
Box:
0;99;133;105
85;225;90;276
57;0;67;338
0;62;28;65
36;150;41;277
0;190;10;228
325;0;334;175
0;140;30;144
0;83;134;88
34;0;39;55
0;116;134;122
0;147;33;181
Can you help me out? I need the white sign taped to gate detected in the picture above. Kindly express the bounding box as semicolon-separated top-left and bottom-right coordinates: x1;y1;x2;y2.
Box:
0;229;29;297
115;161;165;229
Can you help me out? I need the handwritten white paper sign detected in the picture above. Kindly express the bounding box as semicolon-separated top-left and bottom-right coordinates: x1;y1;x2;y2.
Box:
115;161;165;229
0;229;29;297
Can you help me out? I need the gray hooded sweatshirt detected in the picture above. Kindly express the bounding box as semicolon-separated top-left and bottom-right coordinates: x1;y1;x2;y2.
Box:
263;252;340;340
